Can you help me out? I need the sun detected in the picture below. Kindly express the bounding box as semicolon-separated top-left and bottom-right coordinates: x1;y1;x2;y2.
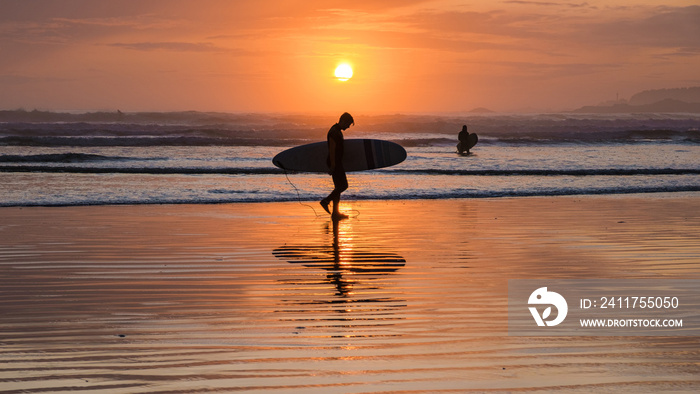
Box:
334;64;353;81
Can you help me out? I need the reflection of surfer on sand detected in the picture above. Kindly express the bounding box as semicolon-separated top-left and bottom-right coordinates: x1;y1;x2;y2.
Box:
320;112;354;219
457;124;478;155
328;219;351;296
272;219;406;297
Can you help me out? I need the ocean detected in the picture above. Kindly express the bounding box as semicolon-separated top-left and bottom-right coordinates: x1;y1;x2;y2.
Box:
1;111;699;207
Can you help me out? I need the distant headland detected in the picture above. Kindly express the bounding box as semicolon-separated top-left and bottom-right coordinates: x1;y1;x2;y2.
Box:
572;87;700;113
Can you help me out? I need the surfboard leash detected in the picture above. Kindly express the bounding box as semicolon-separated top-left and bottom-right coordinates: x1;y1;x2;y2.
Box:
280;166;361;219
281;168;323;217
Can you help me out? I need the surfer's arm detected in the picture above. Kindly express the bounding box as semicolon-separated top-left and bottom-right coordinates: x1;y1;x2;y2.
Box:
328;138;337;174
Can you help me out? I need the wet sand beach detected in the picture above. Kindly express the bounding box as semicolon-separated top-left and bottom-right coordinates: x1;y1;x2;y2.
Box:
1;195;700;393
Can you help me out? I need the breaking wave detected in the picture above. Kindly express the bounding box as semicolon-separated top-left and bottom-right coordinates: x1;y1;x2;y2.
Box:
0;153;158;163
1;111;699;147
2;166;699;176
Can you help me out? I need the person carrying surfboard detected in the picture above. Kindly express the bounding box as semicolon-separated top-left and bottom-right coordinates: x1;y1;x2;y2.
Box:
457;125;470;154
457;124;478;154
320;112;354;219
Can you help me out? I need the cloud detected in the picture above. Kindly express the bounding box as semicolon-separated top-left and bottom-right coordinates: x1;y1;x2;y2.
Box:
489;61;622;80
0;15;185;46
108;42;230;53
504;1;594;8
0;74;73;85
652;47;700;60
385;4;700;58
573;5;700;50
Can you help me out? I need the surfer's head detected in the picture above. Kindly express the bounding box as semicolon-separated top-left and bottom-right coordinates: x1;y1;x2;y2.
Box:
339;112;354;129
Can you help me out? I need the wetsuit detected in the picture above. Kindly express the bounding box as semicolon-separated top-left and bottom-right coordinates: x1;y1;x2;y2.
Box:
326;123;348;201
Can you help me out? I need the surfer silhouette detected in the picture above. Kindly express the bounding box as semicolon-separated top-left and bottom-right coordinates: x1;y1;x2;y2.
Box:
457;124;478;154
458;125;470;154
320;112;354;219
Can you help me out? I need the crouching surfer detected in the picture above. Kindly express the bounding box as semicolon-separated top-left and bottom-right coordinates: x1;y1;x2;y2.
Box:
457;124;478;154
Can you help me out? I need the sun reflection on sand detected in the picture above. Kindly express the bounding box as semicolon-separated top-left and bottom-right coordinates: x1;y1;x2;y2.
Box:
273;216;407;339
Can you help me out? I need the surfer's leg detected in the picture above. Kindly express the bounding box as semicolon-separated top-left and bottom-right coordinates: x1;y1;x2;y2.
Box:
320;199;331;214
329;170;348;218
331;195;348;219
321;170;347;215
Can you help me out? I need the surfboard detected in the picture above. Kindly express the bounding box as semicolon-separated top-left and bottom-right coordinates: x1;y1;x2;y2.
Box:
272;139;407;173
457;133;478;154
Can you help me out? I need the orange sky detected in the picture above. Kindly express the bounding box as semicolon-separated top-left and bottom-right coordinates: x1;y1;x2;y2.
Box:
1;0;698;113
